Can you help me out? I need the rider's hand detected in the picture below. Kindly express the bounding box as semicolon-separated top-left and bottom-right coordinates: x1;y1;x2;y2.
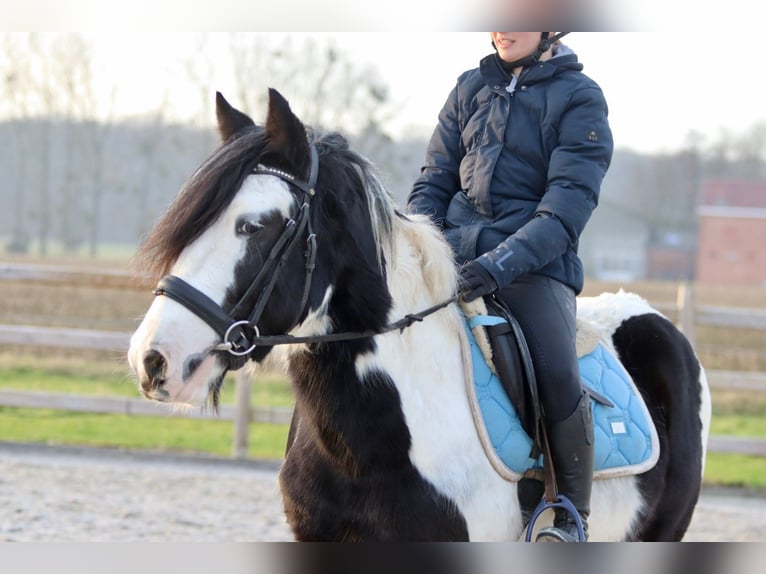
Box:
458;260;498;302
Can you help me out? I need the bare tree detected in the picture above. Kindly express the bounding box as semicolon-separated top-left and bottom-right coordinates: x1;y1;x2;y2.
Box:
51;34;119;258
183;34;219;156
0;33;35;253
50;34;91;252
1;33;84;256
25;33;58;256
131;102;173;242
4;33;120;258
730;121;766;178
224;34;393;135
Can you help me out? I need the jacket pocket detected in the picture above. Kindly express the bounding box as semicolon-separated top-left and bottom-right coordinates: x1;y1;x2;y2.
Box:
445;190;474;228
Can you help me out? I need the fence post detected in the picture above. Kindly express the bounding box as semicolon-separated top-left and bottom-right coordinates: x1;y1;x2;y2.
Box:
232;370;252;459
677;281;696;346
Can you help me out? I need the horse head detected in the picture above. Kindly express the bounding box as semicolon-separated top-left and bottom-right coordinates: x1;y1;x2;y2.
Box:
128;89;394;408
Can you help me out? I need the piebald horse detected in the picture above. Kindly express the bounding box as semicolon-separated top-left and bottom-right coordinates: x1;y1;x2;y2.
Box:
128;89;711;541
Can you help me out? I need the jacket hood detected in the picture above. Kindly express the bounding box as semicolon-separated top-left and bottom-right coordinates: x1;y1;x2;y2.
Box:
480;44;583;88
551;43;576;60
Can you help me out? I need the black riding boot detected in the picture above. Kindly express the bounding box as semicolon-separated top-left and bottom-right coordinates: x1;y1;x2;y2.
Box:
536;394;594;542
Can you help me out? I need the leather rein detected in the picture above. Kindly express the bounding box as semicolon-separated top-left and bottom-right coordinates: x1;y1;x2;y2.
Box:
152;144;455;368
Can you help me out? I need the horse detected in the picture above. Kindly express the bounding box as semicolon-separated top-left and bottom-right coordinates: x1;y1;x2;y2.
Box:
128;88;712;541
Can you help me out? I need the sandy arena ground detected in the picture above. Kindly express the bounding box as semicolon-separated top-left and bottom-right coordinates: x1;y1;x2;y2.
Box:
0;442;764;542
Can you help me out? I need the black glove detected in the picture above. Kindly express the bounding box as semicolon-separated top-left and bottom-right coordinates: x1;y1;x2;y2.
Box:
458;260;498;302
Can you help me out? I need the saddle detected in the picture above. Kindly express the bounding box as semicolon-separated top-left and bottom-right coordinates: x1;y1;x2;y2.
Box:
460;295;659;483
462;299;659;482
480;296;541;454
477;296;613;455
461;295;660;540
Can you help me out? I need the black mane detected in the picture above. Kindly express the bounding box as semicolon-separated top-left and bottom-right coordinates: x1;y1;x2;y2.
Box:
135;124;393;283
136;127;268;281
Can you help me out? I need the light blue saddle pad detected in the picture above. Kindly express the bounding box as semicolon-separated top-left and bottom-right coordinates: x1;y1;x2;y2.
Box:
466;315;659;480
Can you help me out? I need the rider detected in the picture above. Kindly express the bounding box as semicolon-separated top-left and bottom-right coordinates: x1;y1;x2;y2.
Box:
407;32;613;542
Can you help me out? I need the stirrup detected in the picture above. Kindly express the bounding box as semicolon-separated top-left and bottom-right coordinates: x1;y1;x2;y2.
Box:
524;495;586;542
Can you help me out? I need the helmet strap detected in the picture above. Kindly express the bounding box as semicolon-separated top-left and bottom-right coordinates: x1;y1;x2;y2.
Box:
496;32;570;70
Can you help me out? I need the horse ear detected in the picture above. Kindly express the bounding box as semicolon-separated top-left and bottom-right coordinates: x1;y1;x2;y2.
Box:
265;88;310;171
215;92;255;142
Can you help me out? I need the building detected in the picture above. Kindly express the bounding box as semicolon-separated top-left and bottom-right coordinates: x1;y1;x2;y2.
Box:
696;180;766;285
645;232;696;281
579;201;649;282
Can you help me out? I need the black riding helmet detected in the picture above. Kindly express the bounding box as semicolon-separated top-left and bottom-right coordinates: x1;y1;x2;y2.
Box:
493;32;570;69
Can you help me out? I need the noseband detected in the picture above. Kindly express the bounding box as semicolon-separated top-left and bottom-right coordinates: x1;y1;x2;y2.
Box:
153;144;455;370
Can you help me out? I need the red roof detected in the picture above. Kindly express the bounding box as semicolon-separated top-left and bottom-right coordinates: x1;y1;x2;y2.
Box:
701;180;766;208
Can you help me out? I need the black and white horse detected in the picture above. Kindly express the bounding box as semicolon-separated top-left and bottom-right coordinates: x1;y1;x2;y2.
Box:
128;89;711;541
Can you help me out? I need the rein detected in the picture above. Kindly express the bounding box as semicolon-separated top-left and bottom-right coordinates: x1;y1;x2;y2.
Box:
152;144;457;367
227;296;457;347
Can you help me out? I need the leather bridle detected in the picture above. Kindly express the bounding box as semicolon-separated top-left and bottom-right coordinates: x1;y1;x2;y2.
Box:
152;144;455;370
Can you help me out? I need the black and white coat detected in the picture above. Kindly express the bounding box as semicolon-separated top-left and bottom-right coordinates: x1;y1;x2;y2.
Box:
129;89;710;541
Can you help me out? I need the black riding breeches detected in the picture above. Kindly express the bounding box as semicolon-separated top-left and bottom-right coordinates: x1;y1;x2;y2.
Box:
494;274;583;423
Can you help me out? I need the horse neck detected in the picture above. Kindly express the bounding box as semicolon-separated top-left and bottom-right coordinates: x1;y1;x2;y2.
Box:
282;213;460;391
280;212;458;357
282;215;468;474
365;214;467;401
385;215;458;315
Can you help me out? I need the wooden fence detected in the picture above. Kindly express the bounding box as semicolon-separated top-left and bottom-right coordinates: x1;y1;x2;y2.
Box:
1;262;765;459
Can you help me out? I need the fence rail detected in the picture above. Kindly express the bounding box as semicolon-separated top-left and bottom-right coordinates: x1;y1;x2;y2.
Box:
0;323;763;458
0;389;293;425
0;324;131;352
2;264;765;459
0;261;142;289
3;323;766;389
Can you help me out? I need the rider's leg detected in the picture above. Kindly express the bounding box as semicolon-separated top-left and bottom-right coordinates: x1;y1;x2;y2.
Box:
495;274;593;542
535;393;594;542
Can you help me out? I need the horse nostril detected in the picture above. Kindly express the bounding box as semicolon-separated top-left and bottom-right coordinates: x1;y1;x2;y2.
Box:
142;349;167;390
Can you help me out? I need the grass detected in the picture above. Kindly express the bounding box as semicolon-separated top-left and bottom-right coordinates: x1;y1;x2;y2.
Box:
0;364;138;397
710;415;766;437
0;407;289;460
0;350;295;460
711;389;766;417
704;453;766;489
0;352;296;407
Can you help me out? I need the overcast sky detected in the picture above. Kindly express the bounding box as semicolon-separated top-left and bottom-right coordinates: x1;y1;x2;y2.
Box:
52;31;761;155
3;3;764;155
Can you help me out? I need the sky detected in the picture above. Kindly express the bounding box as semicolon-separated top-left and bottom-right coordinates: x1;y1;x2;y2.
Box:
68;31;766;156
3;3;765;156
339;32;766;154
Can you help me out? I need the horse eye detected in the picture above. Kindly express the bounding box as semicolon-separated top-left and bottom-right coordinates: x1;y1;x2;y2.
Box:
236;219;262;236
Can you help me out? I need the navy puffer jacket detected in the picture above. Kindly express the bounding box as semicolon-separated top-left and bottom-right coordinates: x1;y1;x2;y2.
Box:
407;46;613;294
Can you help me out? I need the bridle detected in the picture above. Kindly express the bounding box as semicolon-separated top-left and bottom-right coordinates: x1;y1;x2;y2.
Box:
152;144;455;370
